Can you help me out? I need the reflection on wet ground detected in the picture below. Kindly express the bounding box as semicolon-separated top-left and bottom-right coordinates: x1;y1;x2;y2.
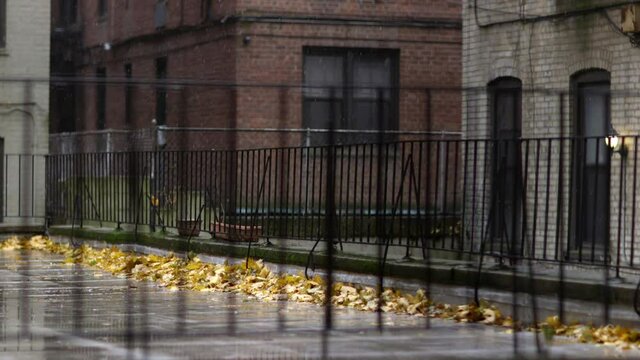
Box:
0;250;637;359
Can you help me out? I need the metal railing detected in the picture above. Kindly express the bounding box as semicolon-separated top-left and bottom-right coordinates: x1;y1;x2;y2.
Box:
45;139;460;249
44;134;640;273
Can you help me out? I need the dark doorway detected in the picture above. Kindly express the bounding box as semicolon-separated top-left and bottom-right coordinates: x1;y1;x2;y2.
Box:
572;70;611;261
488;77;522;257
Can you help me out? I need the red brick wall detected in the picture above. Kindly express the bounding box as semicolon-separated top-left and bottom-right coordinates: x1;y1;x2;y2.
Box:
54;0;461;151
233;21;461;148
237;0;460;19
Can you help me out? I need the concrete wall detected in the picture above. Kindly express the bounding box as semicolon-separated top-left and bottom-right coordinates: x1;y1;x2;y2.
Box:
0;1;50;226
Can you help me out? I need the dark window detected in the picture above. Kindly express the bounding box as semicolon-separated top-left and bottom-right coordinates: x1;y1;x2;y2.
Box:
0;0;6;48
60;0;78;26
96;67;106;130
571;69;611;260
488;77;522;256
155;57;167;126
124;63;133;126
53;83;76;132
201;0;213;20
303;48;398;145
155;0;167;29
98;0;108;18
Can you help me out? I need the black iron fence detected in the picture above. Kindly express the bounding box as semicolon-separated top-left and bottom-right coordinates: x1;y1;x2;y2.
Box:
45;138;460;247
43;134;640;272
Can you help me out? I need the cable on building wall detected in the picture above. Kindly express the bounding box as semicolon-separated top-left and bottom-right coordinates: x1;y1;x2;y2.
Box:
474;0;640;28
601;9;640;49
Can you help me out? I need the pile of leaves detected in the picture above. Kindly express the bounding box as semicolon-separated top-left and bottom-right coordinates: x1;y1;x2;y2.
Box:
540;315;640;350
2;235;640;350
0;236;434;315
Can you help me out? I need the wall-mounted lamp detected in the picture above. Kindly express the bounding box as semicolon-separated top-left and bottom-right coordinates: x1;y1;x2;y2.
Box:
605;125;627;156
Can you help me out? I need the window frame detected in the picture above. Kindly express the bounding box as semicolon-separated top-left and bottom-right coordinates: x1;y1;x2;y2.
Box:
302;47;400;145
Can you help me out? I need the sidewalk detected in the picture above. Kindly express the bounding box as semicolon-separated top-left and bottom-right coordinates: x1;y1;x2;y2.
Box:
47;224;640;327
3;250;633;359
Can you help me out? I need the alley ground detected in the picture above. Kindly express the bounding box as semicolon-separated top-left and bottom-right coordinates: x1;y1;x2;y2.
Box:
0;249;637;359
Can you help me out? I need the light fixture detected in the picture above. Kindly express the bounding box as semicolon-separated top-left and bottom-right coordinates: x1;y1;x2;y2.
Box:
605;134;620;151
605;125;626;155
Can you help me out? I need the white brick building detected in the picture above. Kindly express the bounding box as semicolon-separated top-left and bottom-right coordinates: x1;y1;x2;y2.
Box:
0;0;50;227
462;1;640;268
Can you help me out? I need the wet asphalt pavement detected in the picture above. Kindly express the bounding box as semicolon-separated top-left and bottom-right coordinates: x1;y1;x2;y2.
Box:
0;250;638;359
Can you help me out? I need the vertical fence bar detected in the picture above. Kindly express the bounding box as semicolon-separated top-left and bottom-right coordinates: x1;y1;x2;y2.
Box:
389;142;398;249
632;136;638;267
470;140;478;252
375;90;386;332
520;139;530;259
531;139;541;259
451;140;459;250
442;141;450;250
405;142;414;255
417;141;424;258
366;143;374;244
543;139;552;260
615;137;626;278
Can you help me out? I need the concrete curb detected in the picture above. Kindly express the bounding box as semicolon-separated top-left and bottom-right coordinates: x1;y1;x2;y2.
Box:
48;226;639;307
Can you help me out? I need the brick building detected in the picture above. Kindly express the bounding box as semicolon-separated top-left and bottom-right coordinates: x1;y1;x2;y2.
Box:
463;1;640;266
0;1;50;226
50;0;461;152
